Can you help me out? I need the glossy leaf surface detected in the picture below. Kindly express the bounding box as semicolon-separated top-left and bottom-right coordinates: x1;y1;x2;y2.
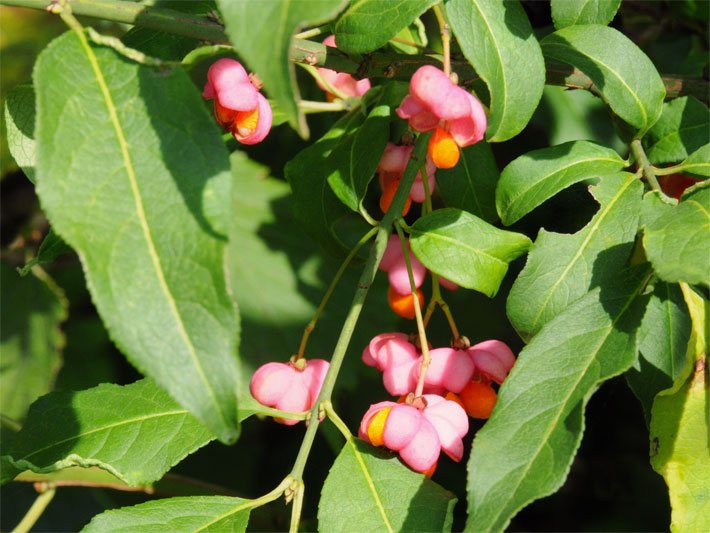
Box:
34;32;240;443
410;208;532;297
447;0;545;142
319;439;456;532
496;140;626;225
541;25;665;137
643;186;710;286
645;96;710;165
334;0;437;53
507;173;643;341
466;267;650;531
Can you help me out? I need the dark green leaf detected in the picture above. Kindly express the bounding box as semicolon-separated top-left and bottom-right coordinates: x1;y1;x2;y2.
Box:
507;173;643;341
82;495;252;532
18;228;72;277
466;266;651;531
626;282;691;422
327;104;390;211
551;0;621;29
410;208;531;297
496;140;626;225
437;141;499;223
319;439;456;532
229;152;396;393
541;25;665;137
285;110;363;255
645;96;710;165
0;380;214;485
643;185;710;286
447;0;545;142
334;0;437;54
4;84;36;183
34;32;240;443
217;0;347;138
0;263;66;420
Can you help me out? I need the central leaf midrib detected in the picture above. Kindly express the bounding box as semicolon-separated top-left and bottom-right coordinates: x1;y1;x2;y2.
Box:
349;439;394;532
72;32;226;428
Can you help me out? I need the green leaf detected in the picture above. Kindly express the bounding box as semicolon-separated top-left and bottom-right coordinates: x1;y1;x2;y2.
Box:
447;0;545;142
285;110;363;255
466;266;651;532
34;31;240;443
643;186;710;286
319;439;456;532
326;104;390;211
4;84;36;183
18;228;72;277
229;152;396;393
0;263;66;420
437;141;500;223
334;0;437;54
507;172;643;341
410;208;532;297
541;25;666;137
390;18;428;55
0;379;214;486
650;285;709;532
82;495;253;532
674;143;710;177
496;140;626;225
217;0;347;138
626;282;692;423
551;0;621;29
645;96;710;165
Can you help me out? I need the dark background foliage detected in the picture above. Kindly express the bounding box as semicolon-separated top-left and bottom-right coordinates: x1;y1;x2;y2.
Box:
1;0;707;530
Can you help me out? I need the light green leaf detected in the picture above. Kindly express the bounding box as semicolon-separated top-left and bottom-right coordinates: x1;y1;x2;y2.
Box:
643;186;710;286
507;172;643;341
650;285;709;532
285;110;363;255
674;143;710;177
466;266;651;532
319;439;456;532
229;153;396;393
496;140;626;225
334;0;437;54
410;208;531;297
645;96;710;165
551;0;621;29
217;0;347;138
4;84;36;183
327;104;390;211
447;0;545;142
541;25;666;137
437;141;500;223
626;282;692;423
34;31;240;443
0;263;66;420
18;228;72;277
390;18;428;55
82;495;253;532
0;379;214;486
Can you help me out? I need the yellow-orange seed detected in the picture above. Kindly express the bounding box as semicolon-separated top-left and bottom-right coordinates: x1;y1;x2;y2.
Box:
459;381;497;419
388;286;424;319
367;407;391;446
213;101;237;130
428;127;460;169
235;107;260;137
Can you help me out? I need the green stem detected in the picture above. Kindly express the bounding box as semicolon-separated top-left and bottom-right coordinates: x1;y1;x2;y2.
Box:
631;139;665;195
323;401;353;439
299;100;347;114
432;4;451;78
651;163;685;176
1;414;22;432
12;486;56;533
294;25;328;40
395;222;431;398
295;227;377;360
288;480;305;533
288;134;430;484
